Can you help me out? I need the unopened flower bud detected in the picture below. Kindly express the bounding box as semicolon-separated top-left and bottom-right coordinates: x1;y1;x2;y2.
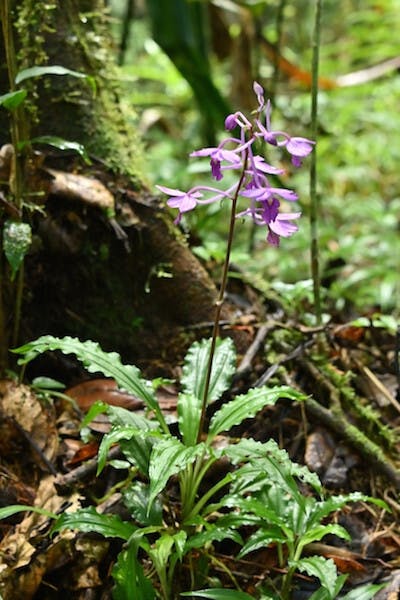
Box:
225;113;238;130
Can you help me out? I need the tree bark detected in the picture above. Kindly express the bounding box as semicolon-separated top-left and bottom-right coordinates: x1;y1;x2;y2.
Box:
0;0;239;375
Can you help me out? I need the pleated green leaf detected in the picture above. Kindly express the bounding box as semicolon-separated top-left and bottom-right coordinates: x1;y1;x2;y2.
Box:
181;337;236;405
293;556;338;599
51;506;135;540
177;392;202;446
148;438;205;510
13;336;168;433
208;386;304;441
112;544;156;600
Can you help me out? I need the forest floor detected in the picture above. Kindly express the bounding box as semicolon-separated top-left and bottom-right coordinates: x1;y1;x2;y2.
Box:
0;273;399;600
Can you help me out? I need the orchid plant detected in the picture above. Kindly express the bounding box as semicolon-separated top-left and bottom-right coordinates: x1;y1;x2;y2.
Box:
157;82;314;444
1;84;387;600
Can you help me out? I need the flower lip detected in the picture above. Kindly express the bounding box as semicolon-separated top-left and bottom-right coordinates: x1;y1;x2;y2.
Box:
269;211;301;236
210;158;223;181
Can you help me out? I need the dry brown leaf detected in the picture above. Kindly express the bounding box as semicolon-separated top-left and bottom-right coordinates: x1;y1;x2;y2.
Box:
46;168;115;213
0;380;58;465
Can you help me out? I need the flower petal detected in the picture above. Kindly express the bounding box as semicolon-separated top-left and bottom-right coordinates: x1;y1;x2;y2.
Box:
156;185;185;196
269;188;298;202
190;147;216;158
167;194;198;213
286;137;315;157
252;155;285;175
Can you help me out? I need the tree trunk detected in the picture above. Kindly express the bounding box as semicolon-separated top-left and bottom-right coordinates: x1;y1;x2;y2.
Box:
0;0;241;376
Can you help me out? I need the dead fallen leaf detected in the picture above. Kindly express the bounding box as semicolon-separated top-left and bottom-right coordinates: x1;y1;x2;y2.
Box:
0;380;58;467
46;168;115;213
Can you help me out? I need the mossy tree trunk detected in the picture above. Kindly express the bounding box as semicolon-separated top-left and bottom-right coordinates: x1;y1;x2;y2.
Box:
0;0;235;375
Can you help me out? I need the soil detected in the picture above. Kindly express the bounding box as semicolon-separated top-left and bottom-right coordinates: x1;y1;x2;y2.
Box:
0;164;399;599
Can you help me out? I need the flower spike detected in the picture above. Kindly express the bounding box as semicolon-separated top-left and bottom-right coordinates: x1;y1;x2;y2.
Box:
157;82;314;245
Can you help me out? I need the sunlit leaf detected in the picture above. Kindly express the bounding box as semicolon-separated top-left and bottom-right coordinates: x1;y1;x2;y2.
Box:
308;575;347;600
298;523;351;549
238;527;287;558
3;220;32;280
108;405;161;475
308;492;389;529
32;376;65;390
340;583;387;600
147;533;175;574
96;425;138;475
30;135;91;164
15;65;88;84
184;523;242;552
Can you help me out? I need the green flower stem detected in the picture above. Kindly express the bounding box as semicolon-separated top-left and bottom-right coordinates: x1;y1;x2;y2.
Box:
280;564;297;600
180;454;215;520
197;150;249;443
309;0;323;325
12;263;24;347
183;471;232;524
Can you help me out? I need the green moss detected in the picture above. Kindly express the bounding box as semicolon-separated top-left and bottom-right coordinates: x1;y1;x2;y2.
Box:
320;361;398;450
14;0;57;126
63;3;146;184
13;0;146;185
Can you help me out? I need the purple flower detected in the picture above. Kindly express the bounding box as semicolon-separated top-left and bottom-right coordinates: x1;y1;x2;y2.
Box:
225;113;238;130
156;185;203;222
255;101;315;167
286;137;315;167
237;199;300;246
225;111;252;131
267;212;301;245
253;81;265;110
190;146;241;181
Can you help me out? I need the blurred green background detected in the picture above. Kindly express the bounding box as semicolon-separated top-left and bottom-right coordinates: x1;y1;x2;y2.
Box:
108;0;400;317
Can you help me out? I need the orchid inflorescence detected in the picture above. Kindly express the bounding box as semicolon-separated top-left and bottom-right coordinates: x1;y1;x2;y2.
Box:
157;82;314;246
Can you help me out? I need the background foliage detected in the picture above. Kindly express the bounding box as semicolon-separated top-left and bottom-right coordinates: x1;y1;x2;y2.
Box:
108;0;399;315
